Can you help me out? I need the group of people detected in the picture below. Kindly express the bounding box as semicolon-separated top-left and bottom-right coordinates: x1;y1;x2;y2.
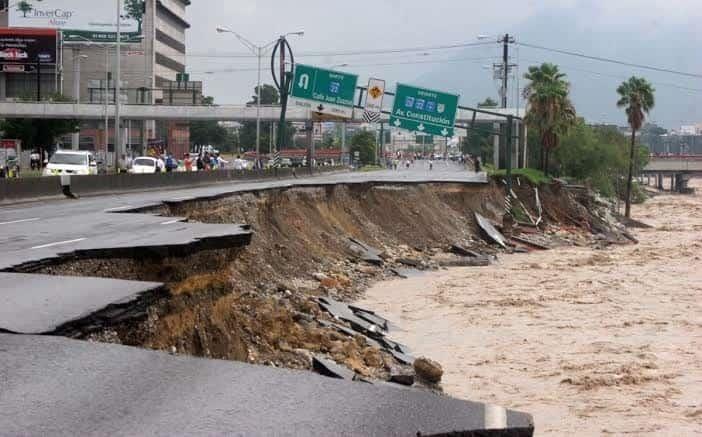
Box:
120;150;231;173
384;151;483;173
182;151;229;172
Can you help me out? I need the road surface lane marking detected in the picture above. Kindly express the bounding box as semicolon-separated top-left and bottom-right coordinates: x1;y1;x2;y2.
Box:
31;238;87;250
0;218;40;225
160;219;182;225
104;205;134;212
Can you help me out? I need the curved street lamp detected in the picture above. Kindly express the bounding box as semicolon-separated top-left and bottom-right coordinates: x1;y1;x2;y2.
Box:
216;27;303;167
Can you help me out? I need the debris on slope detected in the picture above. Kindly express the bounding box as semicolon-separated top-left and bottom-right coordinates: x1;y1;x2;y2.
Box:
25;179;636;389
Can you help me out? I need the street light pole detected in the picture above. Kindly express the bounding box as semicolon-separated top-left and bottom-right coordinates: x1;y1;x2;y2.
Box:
216;27;303;168
256;46;261;168
114;0;122;172
71;51;88;150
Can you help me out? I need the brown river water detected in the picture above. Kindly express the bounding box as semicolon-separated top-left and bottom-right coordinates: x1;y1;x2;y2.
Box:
358;180;702;436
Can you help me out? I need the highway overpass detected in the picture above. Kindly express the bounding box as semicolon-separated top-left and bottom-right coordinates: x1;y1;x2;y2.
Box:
0;101;522;125
643;155;702;174
643;155;702;192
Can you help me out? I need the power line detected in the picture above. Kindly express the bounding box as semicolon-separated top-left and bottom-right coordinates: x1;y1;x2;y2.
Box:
186;56;498;75
520;58;702;94
517;42;702;79
186;41;494;59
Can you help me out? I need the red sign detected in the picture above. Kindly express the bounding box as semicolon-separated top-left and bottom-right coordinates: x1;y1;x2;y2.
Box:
0;28;57;65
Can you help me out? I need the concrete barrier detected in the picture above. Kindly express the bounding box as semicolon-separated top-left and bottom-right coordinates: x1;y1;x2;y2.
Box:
0;176;62;203
0;166;345;204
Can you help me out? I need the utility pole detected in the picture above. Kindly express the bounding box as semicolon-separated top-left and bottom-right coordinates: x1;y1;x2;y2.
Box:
500;34;512;109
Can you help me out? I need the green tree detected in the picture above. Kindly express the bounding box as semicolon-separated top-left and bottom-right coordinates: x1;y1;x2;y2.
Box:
189;96;232;150
617;76;655;217
350;130;377;165
523;63;577;174
240;84;295;152
16;1;33;17
462;98;498;160
1;95;78;160
248;84;279;105
477;97;498;108
124;0;145;34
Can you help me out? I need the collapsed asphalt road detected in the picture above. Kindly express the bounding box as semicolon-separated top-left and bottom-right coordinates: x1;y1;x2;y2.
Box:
0;334;534;436
0;165;535;435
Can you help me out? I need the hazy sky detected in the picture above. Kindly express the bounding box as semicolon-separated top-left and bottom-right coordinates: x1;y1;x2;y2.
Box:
186;0;702;128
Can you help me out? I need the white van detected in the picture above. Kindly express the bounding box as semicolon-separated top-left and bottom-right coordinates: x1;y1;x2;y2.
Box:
43;150;97;176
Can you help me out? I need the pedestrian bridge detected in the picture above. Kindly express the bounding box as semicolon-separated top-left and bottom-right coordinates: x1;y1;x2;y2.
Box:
643;155;702;174
0;101;521;125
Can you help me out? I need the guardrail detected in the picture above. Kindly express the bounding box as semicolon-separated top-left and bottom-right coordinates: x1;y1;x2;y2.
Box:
0;166;345;204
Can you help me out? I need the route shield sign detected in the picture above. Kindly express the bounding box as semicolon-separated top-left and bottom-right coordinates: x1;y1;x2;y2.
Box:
291;64;358;119
389;83;459;137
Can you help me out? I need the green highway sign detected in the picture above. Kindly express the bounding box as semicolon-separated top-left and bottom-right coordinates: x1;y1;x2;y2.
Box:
291;64;359;119
389;83;459;137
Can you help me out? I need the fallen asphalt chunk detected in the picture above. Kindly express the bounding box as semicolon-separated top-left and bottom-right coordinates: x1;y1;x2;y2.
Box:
390;372;416;386
0;334;535;436
450;242;483;258
348;237;384;266
511;236;551;251
438;256;491;267
475;212;508;249
318;296;385;338
312;355;356;380
0;273;166;334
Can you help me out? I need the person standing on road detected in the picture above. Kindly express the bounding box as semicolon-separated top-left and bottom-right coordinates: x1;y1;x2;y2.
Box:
30;150;40;170
184;153;193;172
428;159;433;171
475;156;482;173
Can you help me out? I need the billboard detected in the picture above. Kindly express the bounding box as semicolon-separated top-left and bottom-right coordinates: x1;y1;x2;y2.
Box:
8;0;144;42
0;28;57;70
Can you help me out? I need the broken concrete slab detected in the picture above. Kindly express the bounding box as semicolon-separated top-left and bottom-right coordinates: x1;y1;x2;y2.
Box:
348;237;384;266
390;372;416;386
450;243;483;258
391;350;416;366
348;305;389;331
312;355;356;380
318;296;385;339
511;236;551;251
0;334;535;436
475;212;508;249
397;257;422;267
0;273;165;334
438;256;491;267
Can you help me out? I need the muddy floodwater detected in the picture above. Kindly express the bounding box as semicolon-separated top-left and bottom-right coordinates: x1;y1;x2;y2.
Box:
358;180;702;436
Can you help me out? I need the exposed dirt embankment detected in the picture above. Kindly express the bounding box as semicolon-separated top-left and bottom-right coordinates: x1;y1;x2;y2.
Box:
32;180;612;384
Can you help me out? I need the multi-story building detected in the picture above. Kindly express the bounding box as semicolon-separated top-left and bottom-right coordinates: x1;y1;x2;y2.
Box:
0;0;194;159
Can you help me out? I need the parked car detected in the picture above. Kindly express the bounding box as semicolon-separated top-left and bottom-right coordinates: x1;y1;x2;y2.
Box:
42;150;97;176
129;157;160;174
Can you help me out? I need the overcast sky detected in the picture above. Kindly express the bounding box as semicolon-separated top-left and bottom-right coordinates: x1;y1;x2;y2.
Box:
186;0;702;129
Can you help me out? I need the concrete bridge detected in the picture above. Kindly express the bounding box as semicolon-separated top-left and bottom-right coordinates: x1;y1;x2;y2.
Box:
642;155;702;192
0;101;520;124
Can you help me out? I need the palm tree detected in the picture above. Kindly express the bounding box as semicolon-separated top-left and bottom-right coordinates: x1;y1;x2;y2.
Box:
523;63;576;174
617;76;655;218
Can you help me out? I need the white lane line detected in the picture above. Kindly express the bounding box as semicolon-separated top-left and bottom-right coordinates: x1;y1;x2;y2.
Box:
104;205;134;212
31;238;87;250
160;219;182;225
171;197;189;201
0;217;40;225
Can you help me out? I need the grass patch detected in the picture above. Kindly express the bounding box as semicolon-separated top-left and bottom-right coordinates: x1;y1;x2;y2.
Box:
488;167;551;185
